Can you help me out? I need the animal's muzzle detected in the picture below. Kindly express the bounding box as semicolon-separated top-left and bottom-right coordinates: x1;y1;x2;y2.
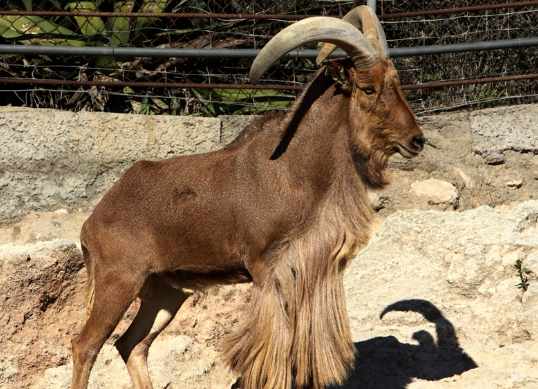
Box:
396;134;425;159
411;135;425;152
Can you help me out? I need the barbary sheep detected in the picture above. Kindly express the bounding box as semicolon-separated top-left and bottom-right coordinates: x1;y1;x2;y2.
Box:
71;6;424;389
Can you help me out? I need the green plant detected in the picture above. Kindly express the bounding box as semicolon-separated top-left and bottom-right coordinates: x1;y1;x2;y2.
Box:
1;0;170;68
192;88;296;116
1;0;304;114
139;96;154;115
515;259;529;291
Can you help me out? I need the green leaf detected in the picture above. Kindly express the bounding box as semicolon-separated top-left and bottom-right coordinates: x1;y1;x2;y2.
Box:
107;0;136;47
213;88;295;102
192;89;217;116
136;0;169;30
154;20;237;38
0;17;21;39
0;15;85;46
95;56;119;69
140;97;153;115
189;87;295;116
21;0;32;11
68;2;106;37
171;97;180;115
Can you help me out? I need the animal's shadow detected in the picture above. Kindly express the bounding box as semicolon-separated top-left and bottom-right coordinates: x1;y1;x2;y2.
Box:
334;299;477;389
232;299;476;389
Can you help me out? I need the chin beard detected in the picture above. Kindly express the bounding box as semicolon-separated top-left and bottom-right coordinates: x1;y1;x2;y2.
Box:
351;145;391;190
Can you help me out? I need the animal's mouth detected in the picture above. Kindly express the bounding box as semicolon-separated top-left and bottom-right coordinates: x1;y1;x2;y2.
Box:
396;143;420;159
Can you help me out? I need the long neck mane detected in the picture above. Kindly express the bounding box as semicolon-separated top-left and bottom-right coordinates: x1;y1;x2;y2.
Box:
223;69;383;389
229;68;390;191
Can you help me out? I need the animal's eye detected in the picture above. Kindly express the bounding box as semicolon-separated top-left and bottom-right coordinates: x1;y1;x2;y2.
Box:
362;87;376;95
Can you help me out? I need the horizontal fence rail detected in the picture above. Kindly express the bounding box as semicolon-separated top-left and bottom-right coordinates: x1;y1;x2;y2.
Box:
3;72;538;91
2;1;538;19
1;37;538;58
2;38;538;91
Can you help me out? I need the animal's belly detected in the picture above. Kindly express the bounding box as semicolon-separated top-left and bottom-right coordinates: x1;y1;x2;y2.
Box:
158;267;252;292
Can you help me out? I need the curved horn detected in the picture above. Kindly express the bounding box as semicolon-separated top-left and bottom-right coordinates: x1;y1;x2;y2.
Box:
316;5;389;65
249;17;378;84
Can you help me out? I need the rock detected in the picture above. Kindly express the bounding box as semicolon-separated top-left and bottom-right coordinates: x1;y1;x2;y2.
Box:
0;211;90;246
524;251;538;274
0;240;85;389
521;282;538;306
20;201;538;389
485;152;505;165
34;337;235;389
506;180;523;188
344;201;538;388
454;168;473;189
368;192;391;211
0;107;222;219
471;104;538;156
219;115;255;146
410;179;459;208
0;235;248;388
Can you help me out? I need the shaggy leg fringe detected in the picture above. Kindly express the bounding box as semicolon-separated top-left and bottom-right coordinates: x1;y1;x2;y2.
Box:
222;237;356;389
223;184;371;389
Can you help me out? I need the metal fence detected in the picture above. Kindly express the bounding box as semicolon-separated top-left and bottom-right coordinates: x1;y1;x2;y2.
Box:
1;0;537;115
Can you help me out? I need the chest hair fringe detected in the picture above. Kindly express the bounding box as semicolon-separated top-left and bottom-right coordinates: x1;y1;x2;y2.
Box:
223;179;372;389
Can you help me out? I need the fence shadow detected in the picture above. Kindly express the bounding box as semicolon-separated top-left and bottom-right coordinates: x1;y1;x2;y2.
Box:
335;299;477;389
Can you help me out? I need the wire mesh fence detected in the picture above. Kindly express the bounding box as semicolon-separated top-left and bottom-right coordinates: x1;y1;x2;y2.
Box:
380;0;538;114
1;0;537;115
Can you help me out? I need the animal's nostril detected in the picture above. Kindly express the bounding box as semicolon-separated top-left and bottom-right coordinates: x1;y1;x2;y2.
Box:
412;135;425;150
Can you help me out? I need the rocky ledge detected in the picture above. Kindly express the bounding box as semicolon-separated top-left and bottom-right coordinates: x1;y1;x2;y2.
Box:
1;202;538;388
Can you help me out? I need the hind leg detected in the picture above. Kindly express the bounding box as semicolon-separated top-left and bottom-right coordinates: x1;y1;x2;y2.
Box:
71;268;143;389
115;274;190;389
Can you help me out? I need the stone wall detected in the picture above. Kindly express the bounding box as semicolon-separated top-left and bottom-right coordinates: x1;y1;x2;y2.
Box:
376;103;538;216
2;104;538;222
0;107;250;220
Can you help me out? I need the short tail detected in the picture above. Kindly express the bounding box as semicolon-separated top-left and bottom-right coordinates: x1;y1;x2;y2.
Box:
81;242;95;324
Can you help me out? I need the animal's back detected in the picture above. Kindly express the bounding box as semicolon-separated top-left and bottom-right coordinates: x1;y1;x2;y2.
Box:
81;123;311;278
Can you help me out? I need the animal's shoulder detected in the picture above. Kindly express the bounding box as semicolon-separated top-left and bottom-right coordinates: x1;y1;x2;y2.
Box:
226;112;285;148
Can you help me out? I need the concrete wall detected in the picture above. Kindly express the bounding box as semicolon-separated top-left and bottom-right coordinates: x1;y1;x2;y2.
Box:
1;103;538;221
0;107;251;220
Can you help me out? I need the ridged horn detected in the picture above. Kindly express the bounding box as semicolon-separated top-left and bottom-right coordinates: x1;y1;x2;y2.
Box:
249;17;378;84
316;5;389;65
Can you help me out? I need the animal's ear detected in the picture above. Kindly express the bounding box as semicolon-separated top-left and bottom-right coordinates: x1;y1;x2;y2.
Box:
326;61;354;92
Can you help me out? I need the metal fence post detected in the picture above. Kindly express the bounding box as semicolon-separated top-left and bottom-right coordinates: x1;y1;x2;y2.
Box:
367;0;376;13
